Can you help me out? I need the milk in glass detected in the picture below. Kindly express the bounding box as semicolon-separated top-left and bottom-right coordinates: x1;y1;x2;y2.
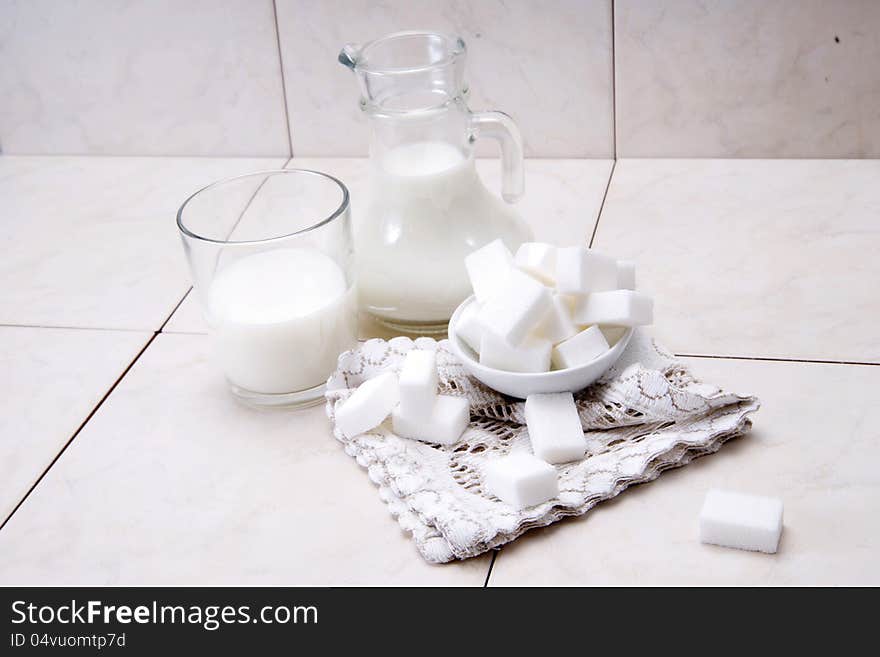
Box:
208;248;357;394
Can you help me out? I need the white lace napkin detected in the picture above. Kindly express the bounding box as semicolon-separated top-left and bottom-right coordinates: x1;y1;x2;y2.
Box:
324;331;760;563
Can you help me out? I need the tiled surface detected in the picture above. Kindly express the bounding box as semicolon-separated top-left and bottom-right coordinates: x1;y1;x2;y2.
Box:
275;0;614;157
0;156;285;330
0;1;289;156
592;159;880;362
615;0;880;157
0;326;150;522
164;157;614;336
3;155;879;586
0;333;490;586
488;356;880;585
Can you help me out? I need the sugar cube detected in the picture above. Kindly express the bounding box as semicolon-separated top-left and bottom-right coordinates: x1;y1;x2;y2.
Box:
398;349;438;417
617;260;636;290
480;331;552;373
484;452;559;510
555;247;618;295
465;238;515;303
335;372;400;438
478;268;552;346
455;301;484;354
524;393;586;464
599;325;628;346
515;242;556;285
699;489;784;554
551;325;609;370
534;293;579;345
572;290;653;327
392;394;470;446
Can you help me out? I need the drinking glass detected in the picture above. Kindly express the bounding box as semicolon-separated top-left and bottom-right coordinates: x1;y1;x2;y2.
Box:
177;169;357;408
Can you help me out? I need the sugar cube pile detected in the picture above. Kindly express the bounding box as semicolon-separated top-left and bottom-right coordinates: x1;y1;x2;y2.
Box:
699;489;784;554
457;240;653;374
460;240;654;510
335;349;469;447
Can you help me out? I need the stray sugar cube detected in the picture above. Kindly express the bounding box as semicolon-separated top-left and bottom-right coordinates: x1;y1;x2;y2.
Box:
480;331;552;373
398;349;438;417
534;293;579;345
524;393;586;464
465;238;515;304
617;260;636;290
515;242;556;285
392;394;470;446
484;452;559;510
551;325;610;370
555;247;618;295
699;489;784;554
478;268;552;346
572;290;653;327
335;372;400;438
455;301;485;354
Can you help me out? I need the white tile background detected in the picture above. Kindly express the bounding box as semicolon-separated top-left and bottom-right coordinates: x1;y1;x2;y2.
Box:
614;0;880;157
274;0;614;157
3;0;876;157
0;0;289;156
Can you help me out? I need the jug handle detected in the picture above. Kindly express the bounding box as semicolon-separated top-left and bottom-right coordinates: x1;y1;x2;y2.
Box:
470;111;524;203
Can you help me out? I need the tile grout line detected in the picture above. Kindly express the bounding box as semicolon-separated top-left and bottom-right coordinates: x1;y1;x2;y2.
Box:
4;314;872;370
0;277;194;529
158;287;193;333
272;0;294;158
610;0;617;160
1;248;200;531
0;323;146;333
483;550;498;587
0;332;159;532
1;153;298;531
221;155;292;241
588;159;617;248
676;352;880;367
161;154;292;334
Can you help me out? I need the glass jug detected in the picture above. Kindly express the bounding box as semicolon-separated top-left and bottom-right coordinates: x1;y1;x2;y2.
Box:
339;31;532;333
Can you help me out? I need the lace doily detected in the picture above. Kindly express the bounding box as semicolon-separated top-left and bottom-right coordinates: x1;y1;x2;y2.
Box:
324;331;760;563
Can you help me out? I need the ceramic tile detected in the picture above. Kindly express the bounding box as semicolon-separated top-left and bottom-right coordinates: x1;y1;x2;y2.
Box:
0;0;289;156
275;0;613;157
161;290;203;334
592;159;880;362
0;326;150;522
0;333;490;585
163;158;614;337
615;0;880;157
0;156;285;330
489;355;880;585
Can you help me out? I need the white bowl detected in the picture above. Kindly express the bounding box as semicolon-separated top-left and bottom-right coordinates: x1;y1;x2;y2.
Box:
447;296;633;399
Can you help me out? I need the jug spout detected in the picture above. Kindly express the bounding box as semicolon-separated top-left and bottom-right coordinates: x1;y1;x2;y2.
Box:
337;31;467;111
337;43;360;71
